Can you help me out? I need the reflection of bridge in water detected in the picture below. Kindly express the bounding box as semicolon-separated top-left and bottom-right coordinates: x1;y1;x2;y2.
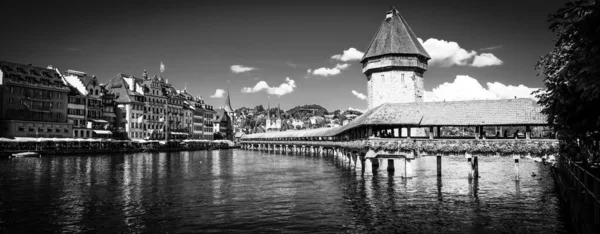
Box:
239;138;558;181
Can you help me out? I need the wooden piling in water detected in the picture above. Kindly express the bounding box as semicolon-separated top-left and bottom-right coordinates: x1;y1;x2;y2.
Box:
513;155;520;181
473;156;479;179
437;155;442;177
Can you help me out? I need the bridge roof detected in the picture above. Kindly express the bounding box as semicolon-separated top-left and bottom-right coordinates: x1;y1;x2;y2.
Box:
242;98;546;139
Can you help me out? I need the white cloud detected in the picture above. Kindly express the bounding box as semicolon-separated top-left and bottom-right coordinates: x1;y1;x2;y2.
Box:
210;89;226;98
308;63;350;77
418;38;503;67
241;77;296;96
424;75;539;102
348;107;366;113
230;65;256;73
351;90;367;100
472;53;504;67
480;45;503;51
331;48;365;61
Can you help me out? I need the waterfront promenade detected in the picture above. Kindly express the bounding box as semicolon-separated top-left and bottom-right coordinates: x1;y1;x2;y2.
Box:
0;139;236;158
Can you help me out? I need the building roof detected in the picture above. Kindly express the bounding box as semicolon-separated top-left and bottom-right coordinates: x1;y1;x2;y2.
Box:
223;88;234;113
361;7;430;62
215;109;230;123
242;98;547;139
0;61;68;90
104;74;143;103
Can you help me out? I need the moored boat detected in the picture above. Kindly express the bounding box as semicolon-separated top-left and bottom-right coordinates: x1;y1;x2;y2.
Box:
10;152;41;158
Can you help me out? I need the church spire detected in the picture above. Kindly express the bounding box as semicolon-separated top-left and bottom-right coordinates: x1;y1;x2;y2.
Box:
277;102;281;120
223;86;234;113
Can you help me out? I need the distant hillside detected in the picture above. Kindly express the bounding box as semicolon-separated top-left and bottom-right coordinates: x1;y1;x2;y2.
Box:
234;104;363;133
287;104;328;120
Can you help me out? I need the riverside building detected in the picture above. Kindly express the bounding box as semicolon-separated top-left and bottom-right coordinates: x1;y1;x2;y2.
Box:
0;61;72;138
62;69;112;138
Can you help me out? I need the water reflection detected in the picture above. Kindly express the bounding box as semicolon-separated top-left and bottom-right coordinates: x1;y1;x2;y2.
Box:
0;151;571;233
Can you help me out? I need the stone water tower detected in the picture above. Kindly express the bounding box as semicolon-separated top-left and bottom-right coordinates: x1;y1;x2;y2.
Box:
361;7;431;110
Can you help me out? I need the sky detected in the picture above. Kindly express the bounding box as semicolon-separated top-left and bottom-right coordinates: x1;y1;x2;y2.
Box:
0;0;567;112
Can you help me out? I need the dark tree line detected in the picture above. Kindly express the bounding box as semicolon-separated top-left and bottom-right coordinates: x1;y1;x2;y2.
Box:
536;0;600;162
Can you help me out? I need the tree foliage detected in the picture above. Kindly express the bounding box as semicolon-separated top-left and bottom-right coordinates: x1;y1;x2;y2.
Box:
535;0;600;161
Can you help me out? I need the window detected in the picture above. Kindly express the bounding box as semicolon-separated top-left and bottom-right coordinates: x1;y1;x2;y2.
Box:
401;74;405;82
65;129;69;133
29;127;34;132
8;98;13;105
18;127;24;132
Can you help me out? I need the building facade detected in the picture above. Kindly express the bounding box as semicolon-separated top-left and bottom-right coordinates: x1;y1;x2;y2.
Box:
62;69;111;138
214;109;233;140
0;61;72;138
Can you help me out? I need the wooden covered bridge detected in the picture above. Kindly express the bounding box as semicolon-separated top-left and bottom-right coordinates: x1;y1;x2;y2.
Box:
239;98;557;178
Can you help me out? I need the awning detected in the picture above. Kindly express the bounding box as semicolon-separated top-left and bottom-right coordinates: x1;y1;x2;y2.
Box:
91;119;109;123
93;130;113;135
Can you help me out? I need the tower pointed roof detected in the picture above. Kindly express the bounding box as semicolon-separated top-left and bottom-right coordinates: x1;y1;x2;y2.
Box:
361;7;430;63
223;88;234;113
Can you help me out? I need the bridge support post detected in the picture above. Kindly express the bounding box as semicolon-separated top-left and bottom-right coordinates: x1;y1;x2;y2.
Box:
364;158;373;176
473;156;479;179
347;152;354;168
513;155;520;181
437;155;442;177
379;158;389;172
355;153;363;171
405;158;413;178
392;159;403;177
466;153;473;179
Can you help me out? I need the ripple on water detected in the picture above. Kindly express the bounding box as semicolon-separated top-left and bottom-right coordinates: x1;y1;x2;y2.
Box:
0;151;571;233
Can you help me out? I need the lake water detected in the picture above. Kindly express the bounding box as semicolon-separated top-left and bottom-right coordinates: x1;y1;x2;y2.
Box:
0;150;571;233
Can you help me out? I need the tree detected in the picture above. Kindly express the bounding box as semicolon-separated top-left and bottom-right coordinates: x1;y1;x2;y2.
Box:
254;105;265;113
535;0;600;162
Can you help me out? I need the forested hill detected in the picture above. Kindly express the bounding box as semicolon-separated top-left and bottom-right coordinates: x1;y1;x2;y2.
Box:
286;104;329;119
